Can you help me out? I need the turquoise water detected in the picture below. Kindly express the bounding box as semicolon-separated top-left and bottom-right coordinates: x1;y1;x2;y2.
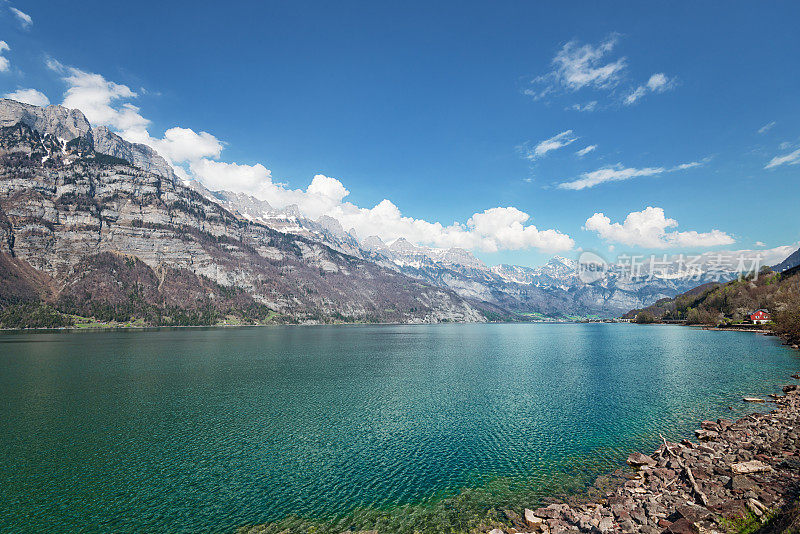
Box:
0;323;797;533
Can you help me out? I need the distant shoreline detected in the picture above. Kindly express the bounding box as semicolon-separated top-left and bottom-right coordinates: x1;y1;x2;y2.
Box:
0;319;603;333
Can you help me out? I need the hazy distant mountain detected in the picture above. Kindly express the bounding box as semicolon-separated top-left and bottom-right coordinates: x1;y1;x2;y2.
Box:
208;189;730;317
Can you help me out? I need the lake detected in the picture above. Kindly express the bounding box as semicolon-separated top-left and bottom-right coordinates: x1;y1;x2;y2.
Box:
0;323;797;533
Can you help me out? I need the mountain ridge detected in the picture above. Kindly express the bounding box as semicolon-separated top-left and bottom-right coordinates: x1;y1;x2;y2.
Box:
0;103;483;326
0;98;787;325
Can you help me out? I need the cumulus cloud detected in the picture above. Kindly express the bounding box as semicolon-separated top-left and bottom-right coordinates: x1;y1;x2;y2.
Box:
48;60;150;132
186;165;576;253
575;144;597;157
3;88;49;106
50;61;223;174
765;148;800;169
0;41;10;72
189;159;272;193
48;61;574;254
558;160;702;190
585;207;735;249
757;121;776;135
525;130;578;160
9;7;32;29
624;72;674;105
132;127;223;163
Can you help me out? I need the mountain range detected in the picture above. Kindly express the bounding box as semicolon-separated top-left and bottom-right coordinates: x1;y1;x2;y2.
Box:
0;99;791;325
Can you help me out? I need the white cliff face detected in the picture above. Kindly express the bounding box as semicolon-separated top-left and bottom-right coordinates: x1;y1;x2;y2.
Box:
0;98;178;185
0;99;92;142
92;126;178;183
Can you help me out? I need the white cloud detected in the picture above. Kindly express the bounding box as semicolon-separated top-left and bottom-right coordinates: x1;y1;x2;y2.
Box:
526;35;626;100
132;127;223;163
189;165;576;253
569;101;597;112
0;41;10;72
3;88;49;106
765;147;800;169
47;61;575;254
306;173;350;202
585;207;735;249
525;130;578;160
189;159;272;193
646;73;670;92
755;241;766;247
9;7;32;29
624;86;646;105
48;60;150;132
558;161;702;190
757;121;776;135
624;72;674;105
50;61;222;171
575;145;597;157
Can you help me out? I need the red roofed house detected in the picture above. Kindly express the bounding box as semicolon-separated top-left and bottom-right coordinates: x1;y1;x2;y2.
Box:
749;309;771;324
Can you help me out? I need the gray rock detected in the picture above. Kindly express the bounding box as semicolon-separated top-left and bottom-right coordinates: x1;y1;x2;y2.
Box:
627;451;657;468
0;98;91;141
93;126;177;182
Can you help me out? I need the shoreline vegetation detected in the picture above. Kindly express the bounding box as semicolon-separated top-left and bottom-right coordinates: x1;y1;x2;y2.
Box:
626;267;800;350
0;304;614;332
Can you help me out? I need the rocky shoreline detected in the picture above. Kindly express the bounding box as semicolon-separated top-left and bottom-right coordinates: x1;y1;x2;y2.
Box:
486;383;800;534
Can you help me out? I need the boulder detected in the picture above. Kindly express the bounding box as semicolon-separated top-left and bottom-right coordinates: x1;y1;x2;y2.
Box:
524;509;545;530
627;452;657;468
674;504;712;523
746;498;767;517
731;460;771;474
700;420;720;431
598;517;615;533
533;504;567;519
728;474;755;492
694;429;719;441
664;518;700;533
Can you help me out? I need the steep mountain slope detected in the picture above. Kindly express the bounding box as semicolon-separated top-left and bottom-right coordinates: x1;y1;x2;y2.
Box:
0;103;482;325
774;246;800;273
92;126;178;182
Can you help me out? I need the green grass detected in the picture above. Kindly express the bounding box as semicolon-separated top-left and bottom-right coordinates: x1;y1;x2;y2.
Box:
719;509;774;534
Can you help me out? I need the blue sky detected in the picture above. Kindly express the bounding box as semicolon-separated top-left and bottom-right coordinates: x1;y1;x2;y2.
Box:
1;1;799;267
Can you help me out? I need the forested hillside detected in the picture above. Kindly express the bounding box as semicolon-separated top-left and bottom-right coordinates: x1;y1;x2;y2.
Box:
625;263;800;346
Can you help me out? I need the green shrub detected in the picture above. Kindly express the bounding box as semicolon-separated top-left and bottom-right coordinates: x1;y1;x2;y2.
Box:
0;303;74;329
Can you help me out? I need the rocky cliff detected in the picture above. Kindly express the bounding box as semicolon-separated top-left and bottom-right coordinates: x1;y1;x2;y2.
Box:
92;126;178;183
0;101;482;325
